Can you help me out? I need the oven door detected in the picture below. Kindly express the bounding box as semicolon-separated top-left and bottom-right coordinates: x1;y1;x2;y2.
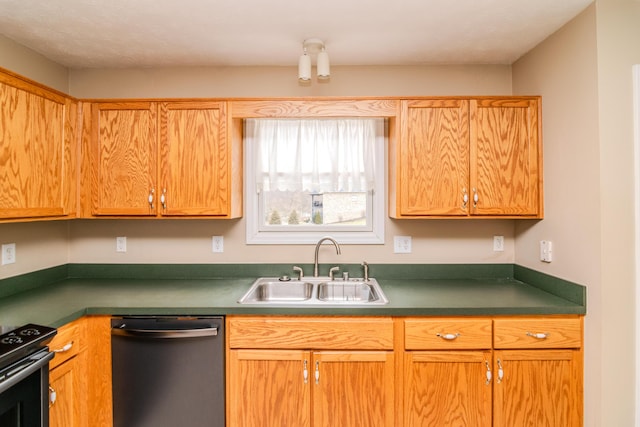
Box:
0;348;55;427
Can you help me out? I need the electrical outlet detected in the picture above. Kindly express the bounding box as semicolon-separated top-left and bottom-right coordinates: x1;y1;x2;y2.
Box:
2;243;16;265
493;235;504;252
212;236;224;253
393;236;412;253
116;237;127;253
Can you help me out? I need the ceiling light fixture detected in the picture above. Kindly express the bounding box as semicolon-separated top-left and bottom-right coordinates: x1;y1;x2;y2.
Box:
298;38;330;83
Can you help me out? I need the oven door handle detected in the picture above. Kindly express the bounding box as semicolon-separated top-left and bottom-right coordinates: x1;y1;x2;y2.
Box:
0;351;54;394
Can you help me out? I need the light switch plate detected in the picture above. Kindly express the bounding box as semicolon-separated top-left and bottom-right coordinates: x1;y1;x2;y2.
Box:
540;240;553;262
493;235;504;252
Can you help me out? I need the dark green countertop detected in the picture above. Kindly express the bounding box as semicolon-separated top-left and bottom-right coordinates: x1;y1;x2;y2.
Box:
0;264;586;327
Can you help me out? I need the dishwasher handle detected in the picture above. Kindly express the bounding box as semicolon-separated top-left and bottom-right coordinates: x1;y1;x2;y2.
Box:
112;326;218;339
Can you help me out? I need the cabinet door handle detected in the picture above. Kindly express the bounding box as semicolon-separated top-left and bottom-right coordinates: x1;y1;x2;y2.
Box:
160;188;167;209
485;361;492;385
526;332;549;340
462;188;469;210
497;359;504;383
53;341;73;353
315;361;320;385
472;188;479;208
303;360;308;384
49;386;57;407
436;332;460;341
148;189;155;209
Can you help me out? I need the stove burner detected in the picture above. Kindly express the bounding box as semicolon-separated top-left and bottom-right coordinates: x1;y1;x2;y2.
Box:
0;324;56;370
1;336;23;345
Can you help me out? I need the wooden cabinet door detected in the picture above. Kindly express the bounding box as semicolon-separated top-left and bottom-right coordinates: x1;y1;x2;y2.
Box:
0;78;74;219
91;102;157;215
159;101;229;215
312;351;395;427
49;360;80;427
404;350;492;427
470;98;541;216
493;349;582;427
399;99;469;216
228;349;311;427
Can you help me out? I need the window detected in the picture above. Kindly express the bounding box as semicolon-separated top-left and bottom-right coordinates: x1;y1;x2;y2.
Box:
245;118;385;244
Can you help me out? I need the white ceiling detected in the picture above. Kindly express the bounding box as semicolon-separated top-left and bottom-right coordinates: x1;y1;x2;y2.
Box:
0;0;593;69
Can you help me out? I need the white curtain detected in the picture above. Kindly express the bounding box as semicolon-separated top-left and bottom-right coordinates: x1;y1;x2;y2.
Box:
246;118;381;193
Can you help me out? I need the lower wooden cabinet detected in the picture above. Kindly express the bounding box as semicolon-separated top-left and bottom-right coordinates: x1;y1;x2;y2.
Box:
401;316;583;427
48;315;113;427
48;319;84;427
492;317;583;427
49;357;81;427
227;316;395;427
227;315;583;427
493;349;582;427
404;350;492;426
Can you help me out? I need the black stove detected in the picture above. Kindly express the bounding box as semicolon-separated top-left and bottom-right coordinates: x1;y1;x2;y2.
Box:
0;324;57;370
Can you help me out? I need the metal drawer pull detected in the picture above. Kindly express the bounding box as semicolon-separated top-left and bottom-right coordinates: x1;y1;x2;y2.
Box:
303;360;308;384
53;341;74;353
526;332;549;339
436;333;460;340
315;361;320;385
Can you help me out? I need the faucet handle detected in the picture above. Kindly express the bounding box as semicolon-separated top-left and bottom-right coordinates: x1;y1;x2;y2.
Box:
293;266;304;280
329;266;340;281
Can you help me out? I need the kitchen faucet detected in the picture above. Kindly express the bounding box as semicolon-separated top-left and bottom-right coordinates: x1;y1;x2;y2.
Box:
313;236;341;277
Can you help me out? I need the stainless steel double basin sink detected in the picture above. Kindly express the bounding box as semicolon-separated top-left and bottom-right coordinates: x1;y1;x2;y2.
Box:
238;277;389;305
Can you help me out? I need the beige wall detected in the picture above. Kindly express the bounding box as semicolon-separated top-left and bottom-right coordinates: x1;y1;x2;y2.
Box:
512;5;603;424
514;1;640;425
594;0;640;425
69;64;512;98
0;35;69;92
0;221;70;279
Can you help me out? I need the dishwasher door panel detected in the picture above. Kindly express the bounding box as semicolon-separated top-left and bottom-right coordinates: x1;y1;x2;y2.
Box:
111;317;224;427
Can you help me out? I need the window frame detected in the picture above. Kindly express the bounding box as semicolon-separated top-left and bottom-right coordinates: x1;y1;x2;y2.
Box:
244;119;386;245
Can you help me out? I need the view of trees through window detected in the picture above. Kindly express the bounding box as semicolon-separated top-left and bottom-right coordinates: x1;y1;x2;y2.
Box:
263;191;367;226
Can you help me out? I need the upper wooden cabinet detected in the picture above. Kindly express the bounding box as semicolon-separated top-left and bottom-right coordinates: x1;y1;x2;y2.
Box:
0;71;77;221
88;101;157;215
390;97;542;218
81;100;242;218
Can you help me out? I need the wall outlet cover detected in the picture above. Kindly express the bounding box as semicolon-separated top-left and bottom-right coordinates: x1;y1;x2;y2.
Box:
116;237;127;253
2;243;16;265
393;236;412;254
212;236;224;253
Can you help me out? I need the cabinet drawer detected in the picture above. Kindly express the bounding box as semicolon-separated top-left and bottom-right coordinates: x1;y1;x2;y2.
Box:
493;317;582;349
404;318;492;350
228;316;394;350
49;322;82;370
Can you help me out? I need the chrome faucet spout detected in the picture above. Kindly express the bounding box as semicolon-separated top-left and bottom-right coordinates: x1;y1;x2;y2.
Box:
313;236;341;277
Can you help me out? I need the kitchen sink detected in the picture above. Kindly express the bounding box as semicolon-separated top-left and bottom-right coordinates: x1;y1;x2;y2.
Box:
317;281;380;303
241;280;314;302
238;277;389;305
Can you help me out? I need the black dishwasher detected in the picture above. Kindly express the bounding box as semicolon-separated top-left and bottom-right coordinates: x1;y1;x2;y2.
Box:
111;316;224;427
